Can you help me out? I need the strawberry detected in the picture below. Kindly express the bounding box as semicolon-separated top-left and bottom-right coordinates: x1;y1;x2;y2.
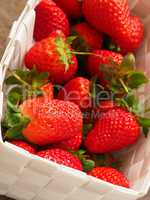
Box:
11;140;36;154
20;98;83;146
41;83;54;100
34;0;70;41
90;100;116;122
85;107;140;153
87;50;123;86
25;31;78;84
53;132;82;151
83;0;144;53
95;100;115;113
37;148;83;171
72;22;103;51
88;167;130;188
57;77;92;110
54;0;82;19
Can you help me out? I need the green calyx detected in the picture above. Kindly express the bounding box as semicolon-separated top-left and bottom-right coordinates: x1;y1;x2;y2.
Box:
82;123;93;139
2;68;49;140
72;149;95;172
101;53;150;137
55;36;75;72
101;53;148;94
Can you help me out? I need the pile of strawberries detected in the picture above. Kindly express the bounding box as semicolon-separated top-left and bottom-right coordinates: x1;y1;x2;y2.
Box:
3;0;150;189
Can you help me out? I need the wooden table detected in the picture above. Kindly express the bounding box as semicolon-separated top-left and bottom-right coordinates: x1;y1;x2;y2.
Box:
0;0;149;200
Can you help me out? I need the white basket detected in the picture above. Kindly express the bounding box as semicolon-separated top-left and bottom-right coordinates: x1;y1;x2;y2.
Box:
0;0;150;199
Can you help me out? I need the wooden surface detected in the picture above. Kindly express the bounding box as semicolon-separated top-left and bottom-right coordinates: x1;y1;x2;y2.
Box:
0;0;149;200
0;0;26;57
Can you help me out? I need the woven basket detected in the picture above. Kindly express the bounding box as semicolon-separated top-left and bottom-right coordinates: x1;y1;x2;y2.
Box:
0;0;150;199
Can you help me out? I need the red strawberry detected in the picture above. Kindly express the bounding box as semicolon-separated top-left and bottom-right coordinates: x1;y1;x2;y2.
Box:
83;0;144;53
95;100;115;113
20;98;83;146
72;22;103;51
11;140;36;154
88;167;130;188
53;132;82;151
87;50;123;86
83;101;115;124
25;31;78;84
85;107;140;153
41;83;54;100
37;148;83;171
58;77;92;110
34;0;70;41
90;100;116;122
54;0;82;19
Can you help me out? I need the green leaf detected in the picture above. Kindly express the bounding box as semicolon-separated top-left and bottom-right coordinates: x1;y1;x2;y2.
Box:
66;36;77;45
4;117;30;140
142;127;149;138
73;149;86;158
7;87;23;105
125;93;141;114
120;53;135;71
5;76;22;85
55;36;73;72
138;117;150;128
82;158;95;172
7;100;20;113
4;112;22;128
116;98;129;109
128;71;149;89
6;68;49;89
82;124;93;138
5;125;25;140
28;89;43;97
32;72;49;88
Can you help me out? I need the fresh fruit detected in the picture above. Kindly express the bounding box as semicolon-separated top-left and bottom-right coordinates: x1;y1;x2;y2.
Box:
20;99;83;146
94;100;115;113
54;0;83;19
90;100;116;122
34;0;70;41
58;77;92;110
88;167;130;188
72;22;103;51
83;0;144;53
87;50;123;86
53;132;82;151
85;107;140;153
25;31;78;84
11;140;36;154
41;83;54;100
5;68;53;102
37;148;83;171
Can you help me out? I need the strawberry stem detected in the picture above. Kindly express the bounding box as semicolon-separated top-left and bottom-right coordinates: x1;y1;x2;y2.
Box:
11;71;31;88
72;51;103;59
119;79;129;93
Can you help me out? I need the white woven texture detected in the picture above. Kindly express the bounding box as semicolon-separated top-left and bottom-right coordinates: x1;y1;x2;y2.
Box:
0;0;150;199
